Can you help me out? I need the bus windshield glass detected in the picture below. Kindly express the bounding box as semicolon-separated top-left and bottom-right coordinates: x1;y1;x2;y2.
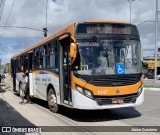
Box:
73;39;141;75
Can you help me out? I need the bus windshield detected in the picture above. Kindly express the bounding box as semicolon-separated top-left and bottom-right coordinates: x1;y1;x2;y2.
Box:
73;39;141;75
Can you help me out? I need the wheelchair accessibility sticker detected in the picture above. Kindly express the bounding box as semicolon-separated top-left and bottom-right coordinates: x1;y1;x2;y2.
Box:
116;63;125;74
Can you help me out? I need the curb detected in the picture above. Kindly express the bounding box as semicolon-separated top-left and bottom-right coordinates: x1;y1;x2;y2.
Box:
144;88;160;91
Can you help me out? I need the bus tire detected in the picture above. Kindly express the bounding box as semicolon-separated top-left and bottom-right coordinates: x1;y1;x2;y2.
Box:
48;88;59;113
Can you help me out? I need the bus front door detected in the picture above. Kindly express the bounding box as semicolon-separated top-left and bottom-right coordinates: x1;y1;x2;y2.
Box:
28;53;34;96
59;36;72;106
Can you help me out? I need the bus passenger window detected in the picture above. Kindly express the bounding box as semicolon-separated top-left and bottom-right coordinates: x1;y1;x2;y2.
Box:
47;44;51;68
43;46;47;68
17;57;21;72
50;40;57;67
34;48;40;69
23;56;27;72
39;47;43;68
20;56;24;72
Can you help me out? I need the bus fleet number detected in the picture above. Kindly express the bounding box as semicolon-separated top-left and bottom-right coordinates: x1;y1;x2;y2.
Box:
97;90;107;95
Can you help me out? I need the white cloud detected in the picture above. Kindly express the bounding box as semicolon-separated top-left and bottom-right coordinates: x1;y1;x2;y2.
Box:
0;0;159;64
1;52;14;64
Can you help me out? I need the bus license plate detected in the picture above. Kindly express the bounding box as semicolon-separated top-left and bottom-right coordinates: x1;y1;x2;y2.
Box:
112;99;124;104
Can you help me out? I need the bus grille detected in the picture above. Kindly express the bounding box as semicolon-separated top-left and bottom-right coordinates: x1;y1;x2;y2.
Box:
74;73;142;86
89;74;142;86
94;94;138;105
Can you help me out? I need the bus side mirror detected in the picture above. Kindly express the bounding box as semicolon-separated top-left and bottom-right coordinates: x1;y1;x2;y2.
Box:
70;43;77;65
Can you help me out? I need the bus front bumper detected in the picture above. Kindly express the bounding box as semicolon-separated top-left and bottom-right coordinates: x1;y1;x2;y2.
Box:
72;89;144;110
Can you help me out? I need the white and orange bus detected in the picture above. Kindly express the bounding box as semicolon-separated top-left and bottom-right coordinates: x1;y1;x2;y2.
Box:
11;20;144;112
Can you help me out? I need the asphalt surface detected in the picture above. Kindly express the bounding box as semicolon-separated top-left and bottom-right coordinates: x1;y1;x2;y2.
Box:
0;85;33;135
55;90;160;126
144;79;160;86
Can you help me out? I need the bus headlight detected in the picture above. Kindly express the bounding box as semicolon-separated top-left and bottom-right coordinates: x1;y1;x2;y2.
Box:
75;85;93;99
83;89;93;98
138;85;143;96
76;85;83;92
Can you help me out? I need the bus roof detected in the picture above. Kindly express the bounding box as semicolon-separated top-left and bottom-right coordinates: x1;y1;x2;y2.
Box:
85;20;129;24
11;20;129;59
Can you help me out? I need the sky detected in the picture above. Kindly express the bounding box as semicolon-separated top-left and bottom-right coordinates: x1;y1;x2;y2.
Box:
0;0;159;64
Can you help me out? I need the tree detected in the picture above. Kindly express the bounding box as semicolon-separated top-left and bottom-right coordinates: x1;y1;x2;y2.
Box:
142;61;148;72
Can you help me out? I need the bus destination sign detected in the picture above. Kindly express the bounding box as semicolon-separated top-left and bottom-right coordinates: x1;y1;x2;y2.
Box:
86;26;130;34
76;24;134;35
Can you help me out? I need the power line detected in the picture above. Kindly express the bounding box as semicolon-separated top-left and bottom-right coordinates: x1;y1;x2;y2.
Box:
0;0;6;21
0;0;3;20
0;0;16;40
0;0;49;40
0;25;43;31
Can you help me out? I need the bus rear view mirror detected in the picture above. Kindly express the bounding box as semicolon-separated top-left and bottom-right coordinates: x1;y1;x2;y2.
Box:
70;43;77;65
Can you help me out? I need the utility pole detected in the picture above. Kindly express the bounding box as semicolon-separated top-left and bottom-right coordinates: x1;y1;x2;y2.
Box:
129;0;132;23
128;0;141;23
154;0;159;85
128;0;136;23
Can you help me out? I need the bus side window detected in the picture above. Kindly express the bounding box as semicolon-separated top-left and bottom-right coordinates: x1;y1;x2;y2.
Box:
43;45;47;68
17;57;20;72
33;51;36;69
47;43;51;68
50;40;57;67
32;58;34;69
24;55;28;72
39;47;43;68
34;48;40;69
20;56;23;72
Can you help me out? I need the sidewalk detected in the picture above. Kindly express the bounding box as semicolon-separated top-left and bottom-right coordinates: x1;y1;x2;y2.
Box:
0;83;36;135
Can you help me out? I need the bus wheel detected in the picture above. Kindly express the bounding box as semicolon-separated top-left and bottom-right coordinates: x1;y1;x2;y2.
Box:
48;89;59;113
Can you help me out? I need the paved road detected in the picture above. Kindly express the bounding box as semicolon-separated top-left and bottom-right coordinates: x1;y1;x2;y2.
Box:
144;79;160;86
0;83;159;135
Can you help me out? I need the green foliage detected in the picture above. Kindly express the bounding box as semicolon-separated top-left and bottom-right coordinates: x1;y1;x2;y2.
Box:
142;61;148;71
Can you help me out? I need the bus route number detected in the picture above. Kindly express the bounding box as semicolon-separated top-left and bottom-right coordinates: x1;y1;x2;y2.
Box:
98;90;107;95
